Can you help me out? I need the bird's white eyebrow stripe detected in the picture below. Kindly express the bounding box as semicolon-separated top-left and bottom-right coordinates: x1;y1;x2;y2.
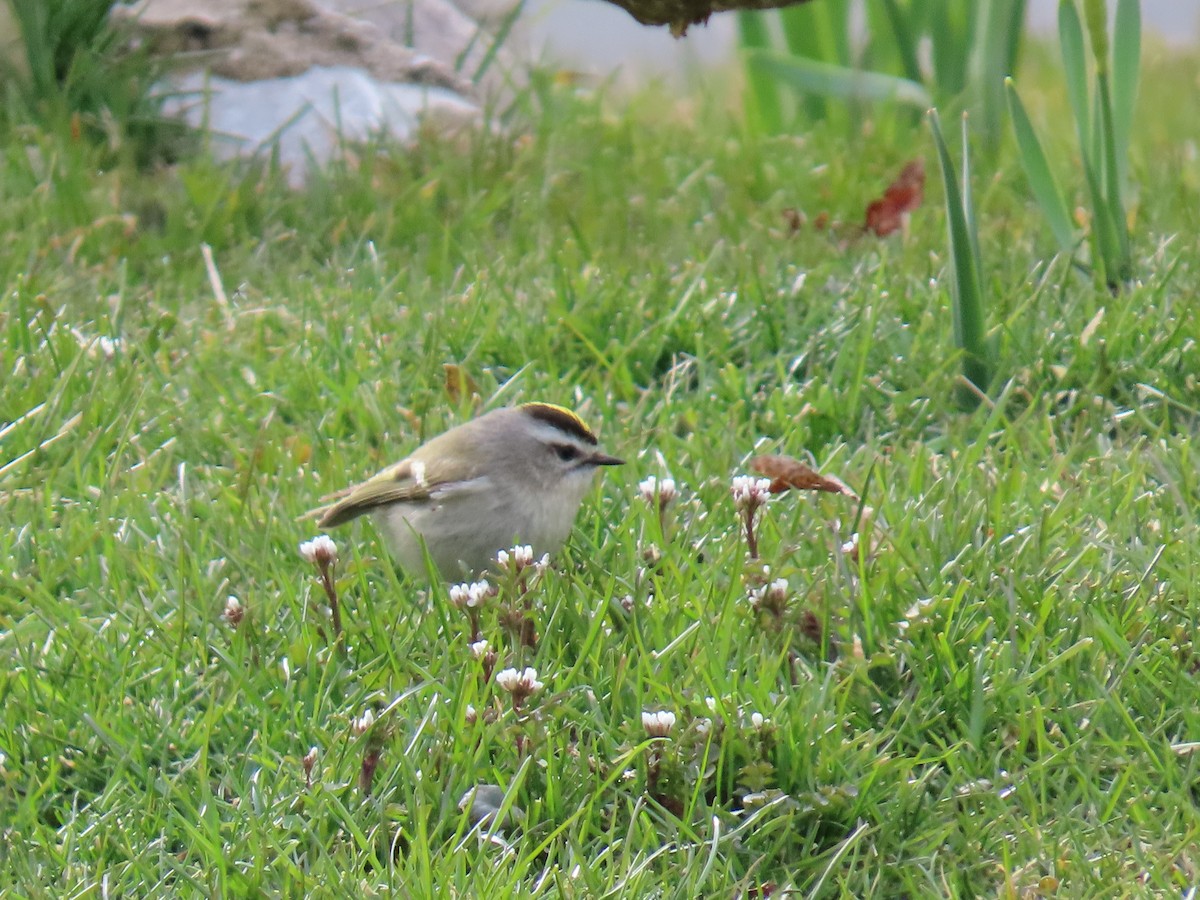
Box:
527;422;596;450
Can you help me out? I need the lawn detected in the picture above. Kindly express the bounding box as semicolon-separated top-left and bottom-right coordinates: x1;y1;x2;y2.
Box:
2;34;1200;898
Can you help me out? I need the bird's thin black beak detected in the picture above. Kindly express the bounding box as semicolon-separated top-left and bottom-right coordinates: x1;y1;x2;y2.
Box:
589;452;625;467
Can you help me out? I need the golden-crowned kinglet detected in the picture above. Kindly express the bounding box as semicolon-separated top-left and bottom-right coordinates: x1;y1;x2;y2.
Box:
311;403;623;577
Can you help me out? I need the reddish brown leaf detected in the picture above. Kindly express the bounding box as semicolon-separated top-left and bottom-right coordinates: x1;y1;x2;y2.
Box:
864;160;924;237
750;454;858;499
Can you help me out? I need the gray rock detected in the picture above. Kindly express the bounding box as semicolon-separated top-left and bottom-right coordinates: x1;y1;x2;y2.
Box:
115;0;488;182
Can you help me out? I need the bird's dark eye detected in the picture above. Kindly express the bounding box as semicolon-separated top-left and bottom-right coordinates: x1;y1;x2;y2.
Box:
552;442;581;462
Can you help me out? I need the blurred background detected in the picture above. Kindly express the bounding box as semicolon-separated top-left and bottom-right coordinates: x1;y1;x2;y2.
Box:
520;0;1199;84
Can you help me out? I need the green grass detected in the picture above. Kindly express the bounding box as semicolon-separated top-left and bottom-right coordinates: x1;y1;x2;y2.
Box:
2;45;1200;897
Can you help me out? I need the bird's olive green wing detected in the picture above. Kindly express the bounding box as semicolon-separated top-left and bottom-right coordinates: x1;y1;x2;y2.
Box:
311;459;436;527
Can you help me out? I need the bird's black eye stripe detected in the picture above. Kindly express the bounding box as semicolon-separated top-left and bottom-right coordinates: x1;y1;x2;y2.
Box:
552;442;581;462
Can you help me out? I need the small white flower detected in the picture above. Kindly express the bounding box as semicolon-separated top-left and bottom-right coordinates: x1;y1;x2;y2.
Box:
497;544;535;572
695;717;713;736
730;476;772;513
519;667;544;694
468;580;491;607
705;696;718;714
495;666;544;697
750;712;769;730
642;710;677;738
464;704;478;725
469;639;490;659
351;709;375;736
747;577;789;611
97;336;121;359
638;476;678;507
450;580;492;609
221;595;244;626
299;535;338;566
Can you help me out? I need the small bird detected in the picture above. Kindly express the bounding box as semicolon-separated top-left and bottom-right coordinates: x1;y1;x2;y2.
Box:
311;403;623;578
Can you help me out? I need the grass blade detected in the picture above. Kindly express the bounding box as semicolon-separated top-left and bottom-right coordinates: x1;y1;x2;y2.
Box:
1082;152;1123;290
928;0;970;98
929;107;990;395
779;3;831;119
1082;0;1110;75
739;12;784;133
1002;0;1028;74
879;0;923;85
747;50;932;108
471;0;524;85
1005;78;1077;253
823;0;852;67
1095;73;1132;283
1111;0;1141;190
971;0;1027;139
1058;0;1091;158
960;113;983;274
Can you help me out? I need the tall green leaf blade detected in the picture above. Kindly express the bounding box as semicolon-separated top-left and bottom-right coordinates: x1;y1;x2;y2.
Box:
929;108;990;393
971;0;1027;139
739;13;784;133
1005;79;1077;252
961;113;984;276
823;0;853;68
1095;73;1132;282
1082;0;1109;75
1058;0;1091;160
1003;0;1028;73
879;0;923;85
779;4;830;119
779;3;821;58
1111;0;1141;190
929;0;970;98
1082;154;1123;289
747;50;932;108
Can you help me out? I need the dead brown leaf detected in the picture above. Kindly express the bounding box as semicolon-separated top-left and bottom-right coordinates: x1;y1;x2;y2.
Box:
750;455;858;499
864;160;924;237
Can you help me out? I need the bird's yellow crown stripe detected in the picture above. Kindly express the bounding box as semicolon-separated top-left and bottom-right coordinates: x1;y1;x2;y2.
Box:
519;402;598;445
